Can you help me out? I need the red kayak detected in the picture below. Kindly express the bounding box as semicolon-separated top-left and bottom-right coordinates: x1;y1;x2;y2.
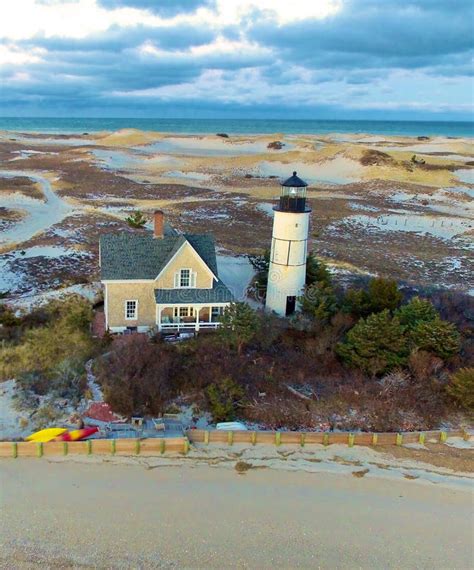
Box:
54;427;99;442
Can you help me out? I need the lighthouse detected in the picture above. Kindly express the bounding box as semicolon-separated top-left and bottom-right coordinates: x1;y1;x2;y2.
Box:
265;171;311;316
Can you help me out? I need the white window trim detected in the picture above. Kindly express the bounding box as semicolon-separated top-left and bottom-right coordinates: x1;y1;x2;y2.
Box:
124;299;138;320
175;268;197;289
174;306;194;318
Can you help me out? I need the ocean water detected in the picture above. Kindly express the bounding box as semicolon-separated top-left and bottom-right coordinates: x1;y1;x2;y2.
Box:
0;117;472;137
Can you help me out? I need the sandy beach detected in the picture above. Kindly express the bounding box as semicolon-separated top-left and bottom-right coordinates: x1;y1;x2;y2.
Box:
0;458;472;569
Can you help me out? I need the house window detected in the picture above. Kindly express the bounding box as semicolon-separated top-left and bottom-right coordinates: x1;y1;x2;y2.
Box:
175;268;196;288
174;307;194;318
180;269;190;287
211;307;223;318
125;300;138;320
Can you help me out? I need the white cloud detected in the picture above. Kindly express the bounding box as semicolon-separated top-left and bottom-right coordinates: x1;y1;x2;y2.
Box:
197;0;342;26
0;0;164;39
137;35;271;59
0;44;46;65
0;0;341;40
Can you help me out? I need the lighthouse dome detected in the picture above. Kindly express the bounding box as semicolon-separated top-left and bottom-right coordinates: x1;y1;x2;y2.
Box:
281;171;308;188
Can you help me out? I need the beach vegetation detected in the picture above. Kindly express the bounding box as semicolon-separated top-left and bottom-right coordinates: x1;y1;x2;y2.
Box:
125;210;147;229
1;289;470;432
206;377;245;422
336;310;408;376
447;368;474;411
219;302;260;355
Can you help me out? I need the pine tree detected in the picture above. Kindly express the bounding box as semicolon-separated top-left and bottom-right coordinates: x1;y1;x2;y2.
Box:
367;277;403;313
306;252;332;286
300;282;337;322
219;302;259;355
336;309;408;376
410;318;460;359
395;296;439;330
341;288;372;318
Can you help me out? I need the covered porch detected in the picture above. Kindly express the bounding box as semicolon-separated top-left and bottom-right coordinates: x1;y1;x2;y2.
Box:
156;303;228;332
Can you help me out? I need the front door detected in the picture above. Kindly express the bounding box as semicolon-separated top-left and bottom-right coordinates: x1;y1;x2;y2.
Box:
285;296;296;316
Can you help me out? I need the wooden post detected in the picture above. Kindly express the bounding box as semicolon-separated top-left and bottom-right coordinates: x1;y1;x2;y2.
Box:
439;431;447;443
462;429;470;441
87;440;92;455
251;431;257;446
396;433;403;446
63;442;68;456
12;442;18;458
323;433;329;447
204;430;210;445
37;442;43;458
111;439;116;455
301;433;306;447
183;439;190;455
275;432;281;446
371;433;378;446
160;439;166;454
227;431;233;446
418;432;426;445
348;433;355;447
135;439;140;455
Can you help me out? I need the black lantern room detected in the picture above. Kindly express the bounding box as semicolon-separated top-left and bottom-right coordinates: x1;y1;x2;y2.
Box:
277;171;310;213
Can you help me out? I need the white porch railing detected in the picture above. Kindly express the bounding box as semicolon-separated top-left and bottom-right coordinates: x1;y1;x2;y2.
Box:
159;321;222;331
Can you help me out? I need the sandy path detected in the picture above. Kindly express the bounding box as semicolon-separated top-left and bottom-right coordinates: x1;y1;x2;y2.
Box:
0;170;73;247
1;460;472;569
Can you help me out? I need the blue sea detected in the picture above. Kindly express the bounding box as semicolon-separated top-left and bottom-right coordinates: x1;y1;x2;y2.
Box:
0;117;472;137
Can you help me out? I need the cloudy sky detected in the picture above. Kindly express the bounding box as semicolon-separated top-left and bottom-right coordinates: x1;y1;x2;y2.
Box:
0;0;473;120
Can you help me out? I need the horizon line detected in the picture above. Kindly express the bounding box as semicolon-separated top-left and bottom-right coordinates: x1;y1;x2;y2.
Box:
1;116;473;124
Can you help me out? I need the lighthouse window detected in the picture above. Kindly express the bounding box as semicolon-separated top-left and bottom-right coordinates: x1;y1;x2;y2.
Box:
295;223;299;227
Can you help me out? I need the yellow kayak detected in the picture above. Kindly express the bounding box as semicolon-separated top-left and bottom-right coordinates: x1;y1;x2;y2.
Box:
25;428;67;443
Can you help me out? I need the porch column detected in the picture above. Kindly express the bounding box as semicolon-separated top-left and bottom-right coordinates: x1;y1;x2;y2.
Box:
209;306;212;323
195;307;201;331
157;306;163;332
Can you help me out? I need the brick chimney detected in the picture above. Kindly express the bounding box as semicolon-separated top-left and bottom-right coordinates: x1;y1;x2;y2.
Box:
153;210;164;239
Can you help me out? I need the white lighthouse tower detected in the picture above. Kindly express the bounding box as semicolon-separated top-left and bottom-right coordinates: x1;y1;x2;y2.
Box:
265;171;311;316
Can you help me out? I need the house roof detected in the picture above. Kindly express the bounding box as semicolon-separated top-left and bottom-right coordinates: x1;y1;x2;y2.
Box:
100;232;219;280
281;171;308;188
155;280;233;305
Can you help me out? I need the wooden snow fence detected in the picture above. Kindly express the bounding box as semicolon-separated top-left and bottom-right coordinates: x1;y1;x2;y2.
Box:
187;428;469;447
0;437;189;459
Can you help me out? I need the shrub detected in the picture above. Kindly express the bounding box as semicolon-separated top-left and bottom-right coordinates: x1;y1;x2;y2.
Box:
0;296;94;380
410;318;460;360
396;297;439;330
336;310;408;376
367;277;403;313
98;336;176;416
300;282;338;322
342;277;402;318
341;288;372;318
408;350;443;383
50;357;87;404
16;371;50;396
125;210;147;228
219;302;259;355
206;377;245;422
0;306;20;327
446;368;474;411
306;253;332;287
34;404;61;429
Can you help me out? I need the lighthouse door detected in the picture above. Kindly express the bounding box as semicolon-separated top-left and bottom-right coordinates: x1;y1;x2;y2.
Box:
285;296;296;316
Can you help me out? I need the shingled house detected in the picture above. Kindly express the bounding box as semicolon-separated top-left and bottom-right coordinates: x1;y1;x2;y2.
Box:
99;211;233;333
